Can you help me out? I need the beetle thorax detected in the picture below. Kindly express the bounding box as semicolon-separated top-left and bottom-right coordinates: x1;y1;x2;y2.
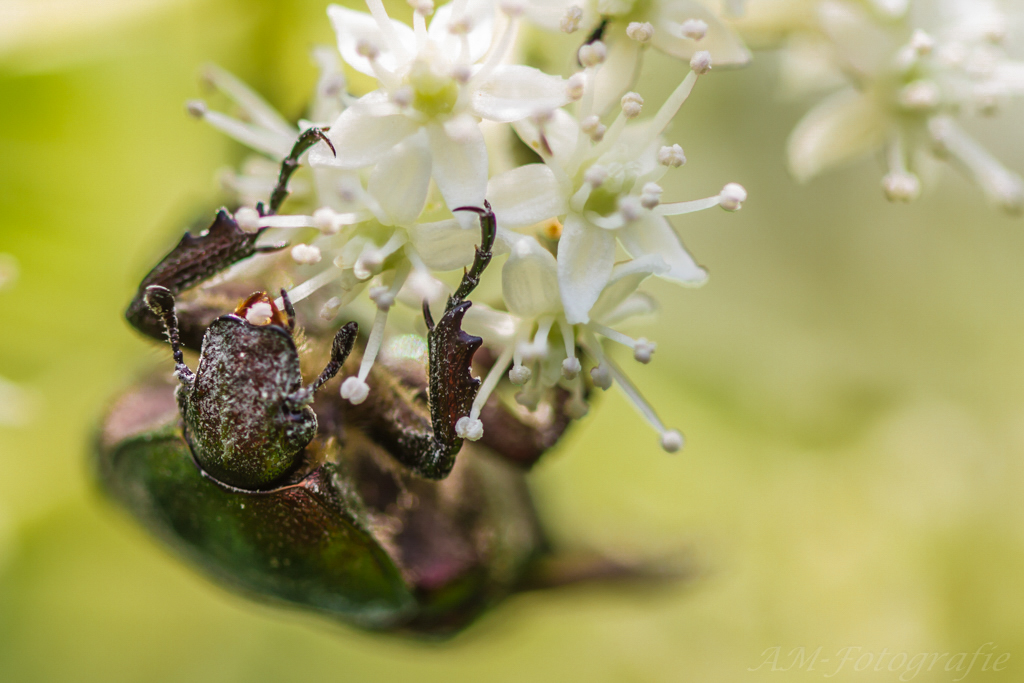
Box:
182;316;316;489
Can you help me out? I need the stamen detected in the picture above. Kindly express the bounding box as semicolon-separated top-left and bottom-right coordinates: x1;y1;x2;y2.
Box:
578;41;607;68
469;342;516;420
637;71;698;152
654;195;723;216
929;116;1024;214
509;363;532;385
566;73;586;101
679;19;707;41
291;244;322;265
201;64;296;138
280;266;342;305
365;0;410;64
469;14;520;87
620;91;644;119
560;5;583;33
689;50;712;74
658;144;686;167
718;183;747;211
234;207;261;233
603;354;681;451
354;263;410;386
200;110;293;160
626;22;655;43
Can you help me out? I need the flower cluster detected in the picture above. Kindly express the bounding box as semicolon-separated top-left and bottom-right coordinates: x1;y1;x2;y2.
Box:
734;0;1024;213
186;0;746;452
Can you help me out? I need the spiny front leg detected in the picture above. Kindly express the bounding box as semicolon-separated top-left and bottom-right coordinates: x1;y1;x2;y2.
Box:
363;204;496;480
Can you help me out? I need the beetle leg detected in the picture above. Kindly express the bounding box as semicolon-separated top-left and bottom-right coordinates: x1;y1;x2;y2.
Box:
341;205;496;479
126;209;286;350
267;126;335;216
143;285;196;386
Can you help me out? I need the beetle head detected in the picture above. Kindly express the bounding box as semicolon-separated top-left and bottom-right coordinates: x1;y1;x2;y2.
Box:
180;293;316;490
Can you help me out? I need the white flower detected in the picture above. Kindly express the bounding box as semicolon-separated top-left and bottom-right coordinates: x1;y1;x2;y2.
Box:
308;0;571;217
488;61;745;324
748;0;1024;213
522;0;750;114
462;237;682;450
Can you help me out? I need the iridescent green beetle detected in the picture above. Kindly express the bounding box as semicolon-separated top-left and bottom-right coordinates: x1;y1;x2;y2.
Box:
96;128;675;636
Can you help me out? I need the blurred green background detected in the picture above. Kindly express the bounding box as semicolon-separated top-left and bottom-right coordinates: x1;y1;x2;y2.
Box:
2;0;1024;680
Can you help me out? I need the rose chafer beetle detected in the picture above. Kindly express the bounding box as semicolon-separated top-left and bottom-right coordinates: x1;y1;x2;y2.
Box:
96;127;677;636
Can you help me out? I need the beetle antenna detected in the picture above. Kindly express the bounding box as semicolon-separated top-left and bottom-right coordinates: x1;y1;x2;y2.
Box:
290;322;359;404
280;288;296;332
143;285;196;385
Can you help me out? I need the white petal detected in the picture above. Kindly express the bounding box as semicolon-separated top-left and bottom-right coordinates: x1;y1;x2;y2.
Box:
203;64;296;138
309;106;419;169
787;87;887;182
589;255;668;320
487;164;568;230
651;0;751;66
409;219;514;271
617;214;706;285
502;237;561;317
328;4;416;77
367;131;432;226
557;215;615;324
428;0;496;64
599;291;658;326
470;66;570;123
590;29;643;117
462;303;519;343
817;0;899;77
427;118;488;213
512;108;580;162
521;0;585;32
